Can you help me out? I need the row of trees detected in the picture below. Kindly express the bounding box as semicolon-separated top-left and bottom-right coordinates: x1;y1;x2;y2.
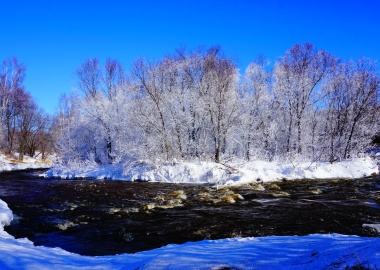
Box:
0;58;52;160
56;43;380;164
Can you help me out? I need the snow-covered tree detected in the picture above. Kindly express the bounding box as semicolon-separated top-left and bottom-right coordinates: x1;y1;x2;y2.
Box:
322;59;379;161
57;58;133;164
54;44;380;165
238;59;273;160
273;43;335;158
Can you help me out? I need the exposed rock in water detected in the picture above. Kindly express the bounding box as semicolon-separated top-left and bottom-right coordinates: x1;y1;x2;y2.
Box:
248;183;266;191
362;224;380;234
154;194;166;202
221;194;237;204
310;188;322;195
197;191;215;202
145;190;188;211
196;188;244;204
219;189;245;204
158;198;184;209
143;203;156;212
169;190;187;200
266;183;282;191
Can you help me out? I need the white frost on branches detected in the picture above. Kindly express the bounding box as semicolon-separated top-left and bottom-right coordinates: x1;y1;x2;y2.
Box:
54;44;380;166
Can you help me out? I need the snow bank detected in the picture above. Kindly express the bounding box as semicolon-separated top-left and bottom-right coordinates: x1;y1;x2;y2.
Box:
0;200;12;238
44;157;379;185
234;156;379;185
0;153;52;172
0;197;379;269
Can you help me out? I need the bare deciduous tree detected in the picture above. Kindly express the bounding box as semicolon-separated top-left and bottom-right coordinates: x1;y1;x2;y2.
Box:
274;43;335;155
55;44;380;166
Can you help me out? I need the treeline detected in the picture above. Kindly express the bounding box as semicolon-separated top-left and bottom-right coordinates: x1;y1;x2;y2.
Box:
56;43;380;164
0;58;53;160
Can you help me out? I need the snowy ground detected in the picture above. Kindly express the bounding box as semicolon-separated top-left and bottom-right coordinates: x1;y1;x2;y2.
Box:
44;157;379;185
0;153;52;172
0;199;379;269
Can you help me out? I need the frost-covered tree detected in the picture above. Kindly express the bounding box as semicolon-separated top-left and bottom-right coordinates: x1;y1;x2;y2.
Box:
131;48;239;162
58;58;132;164
199;48;239;162
54;44;380;166
322;59;379;161
273;43;335;158
238;59;273;160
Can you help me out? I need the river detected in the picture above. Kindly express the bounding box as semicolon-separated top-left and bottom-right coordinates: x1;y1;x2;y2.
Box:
0;169;379;256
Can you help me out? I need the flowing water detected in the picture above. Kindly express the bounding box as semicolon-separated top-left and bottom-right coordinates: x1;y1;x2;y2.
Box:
0;169;379;256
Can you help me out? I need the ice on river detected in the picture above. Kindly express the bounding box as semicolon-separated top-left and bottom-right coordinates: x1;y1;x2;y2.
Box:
0;198;379;269
44;156;379;185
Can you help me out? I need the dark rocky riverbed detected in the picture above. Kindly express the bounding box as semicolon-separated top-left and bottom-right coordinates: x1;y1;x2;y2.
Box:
0;169;379;256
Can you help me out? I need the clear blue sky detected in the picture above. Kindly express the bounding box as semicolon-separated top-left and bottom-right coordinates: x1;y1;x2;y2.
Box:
1;0;379;113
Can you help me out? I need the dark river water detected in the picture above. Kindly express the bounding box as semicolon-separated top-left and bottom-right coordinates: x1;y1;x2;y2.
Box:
0;169;379;256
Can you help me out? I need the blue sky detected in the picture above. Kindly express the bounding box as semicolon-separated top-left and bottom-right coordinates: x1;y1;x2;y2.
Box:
0;0;379;113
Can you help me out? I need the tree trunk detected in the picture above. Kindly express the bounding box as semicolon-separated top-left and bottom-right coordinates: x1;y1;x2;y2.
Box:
296;117;302;154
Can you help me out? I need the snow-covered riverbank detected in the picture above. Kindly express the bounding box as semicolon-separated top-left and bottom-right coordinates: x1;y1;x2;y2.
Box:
44;157;379;185
0;198;379;269
0;153;52;172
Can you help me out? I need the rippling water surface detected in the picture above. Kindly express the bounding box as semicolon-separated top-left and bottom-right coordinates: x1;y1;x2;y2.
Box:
0;169;379;256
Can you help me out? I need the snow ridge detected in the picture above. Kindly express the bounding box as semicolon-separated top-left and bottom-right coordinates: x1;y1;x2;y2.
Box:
44;157;379;185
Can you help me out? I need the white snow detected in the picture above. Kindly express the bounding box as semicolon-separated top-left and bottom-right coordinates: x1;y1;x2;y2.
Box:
0;197;379;269
44;157;379;185
0;153;52;172
0;200;12;237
